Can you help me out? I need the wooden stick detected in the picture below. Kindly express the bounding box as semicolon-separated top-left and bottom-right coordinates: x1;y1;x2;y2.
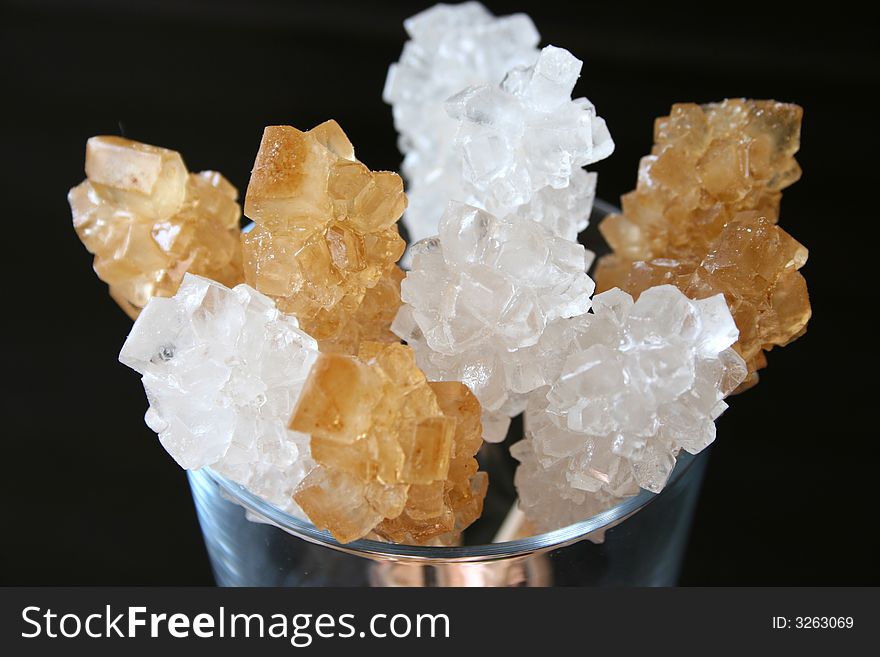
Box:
492;503;531;543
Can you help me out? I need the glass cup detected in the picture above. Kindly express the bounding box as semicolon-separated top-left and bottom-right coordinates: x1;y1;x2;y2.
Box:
189;450;707;587
189;199;710;586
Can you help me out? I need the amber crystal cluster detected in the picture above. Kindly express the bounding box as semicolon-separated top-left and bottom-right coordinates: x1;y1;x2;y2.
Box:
242;121;407;352
595;100;811;387
69;136;244;318
291;342;487;544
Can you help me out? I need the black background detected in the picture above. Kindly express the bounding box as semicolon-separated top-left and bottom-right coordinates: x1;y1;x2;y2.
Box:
1;0;876;585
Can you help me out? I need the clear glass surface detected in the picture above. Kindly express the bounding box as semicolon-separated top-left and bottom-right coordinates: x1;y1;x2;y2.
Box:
190;449;707;586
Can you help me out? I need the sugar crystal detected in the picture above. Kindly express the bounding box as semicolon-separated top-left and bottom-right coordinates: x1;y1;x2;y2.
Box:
119;273;319;516
513;286;746;531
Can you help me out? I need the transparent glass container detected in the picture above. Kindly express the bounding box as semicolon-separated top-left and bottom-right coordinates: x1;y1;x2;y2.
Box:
189;449;707;587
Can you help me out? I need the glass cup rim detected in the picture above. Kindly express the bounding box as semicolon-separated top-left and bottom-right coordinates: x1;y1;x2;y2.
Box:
198;451;697;563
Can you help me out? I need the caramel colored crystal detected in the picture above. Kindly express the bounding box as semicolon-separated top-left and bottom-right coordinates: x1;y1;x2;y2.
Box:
321;263;405;355
242;122;407;352
595;100;810;388
69;136;244;318
598;100;802;262
290;342;486;544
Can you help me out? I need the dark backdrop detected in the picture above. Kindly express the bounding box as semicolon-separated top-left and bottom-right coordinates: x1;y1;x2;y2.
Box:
1;0;875;585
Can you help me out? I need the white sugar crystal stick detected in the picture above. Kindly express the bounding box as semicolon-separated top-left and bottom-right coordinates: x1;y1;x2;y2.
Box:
386;4;613;249
393;203;595;438
384;2;541;247
119;273;320;517
512;286;746;531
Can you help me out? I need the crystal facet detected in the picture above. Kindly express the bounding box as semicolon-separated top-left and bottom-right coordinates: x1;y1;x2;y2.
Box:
242;121;406;352
290;342;486;544
512;286;746;531
595;100;809;387
70;136;244;318
119;273;319;516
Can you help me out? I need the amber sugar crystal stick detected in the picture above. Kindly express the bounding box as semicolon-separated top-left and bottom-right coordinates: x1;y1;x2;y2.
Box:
242;121;407;353
595;100;811;389
290;341;487;544
69;136;244;318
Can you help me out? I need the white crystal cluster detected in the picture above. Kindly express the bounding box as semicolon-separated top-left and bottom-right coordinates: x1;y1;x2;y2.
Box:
446;45;612;225
119;273;319;515
511;286;747;531
384;2;541;245
390;5;615;443
392;203;595;439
